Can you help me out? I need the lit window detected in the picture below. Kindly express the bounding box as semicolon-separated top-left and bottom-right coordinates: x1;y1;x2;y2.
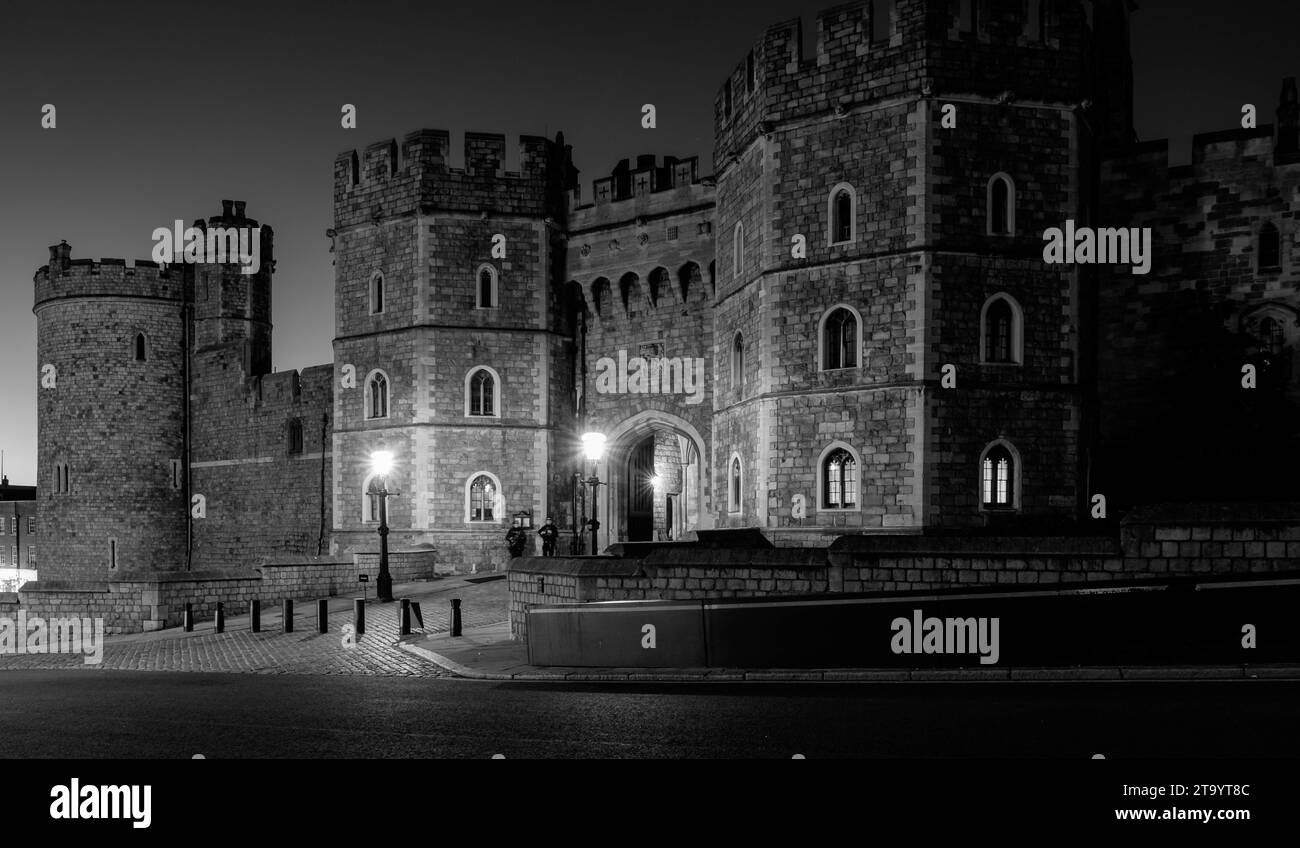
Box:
823;448;858;509
470;475;497;522
981;444;1016;509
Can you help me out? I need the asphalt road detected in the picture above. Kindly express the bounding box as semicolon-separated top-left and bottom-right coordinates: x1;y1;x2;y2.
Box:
2;671;1299;758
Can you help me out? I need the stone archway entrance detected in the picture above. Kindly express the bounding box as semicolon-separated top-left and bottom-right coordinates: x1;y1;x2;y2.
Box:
626;435;655;541
595;411;711;549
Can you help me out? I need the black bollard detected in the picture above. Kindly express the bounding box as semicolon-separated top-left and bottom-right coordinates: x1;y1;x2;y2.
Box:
283;599;294;633
184;603;193;632
215;602;224;633
451;598;462;637
399;598;411;636
317;599;328;634
251;599;261;632
354;599;365;635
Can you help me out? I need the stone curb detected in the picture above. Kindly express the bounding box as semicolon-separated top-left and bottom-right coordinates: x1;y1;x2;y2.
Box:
396;643;1300;683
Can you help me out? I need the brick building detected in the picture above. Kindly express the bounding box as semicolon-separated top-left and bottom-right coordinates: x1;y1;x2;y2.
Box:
0;476;38;591
29;0;1300;586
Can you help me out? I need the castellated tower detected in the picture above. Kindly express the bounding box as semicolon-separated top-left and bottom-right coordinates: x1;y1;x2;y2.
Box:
34;244;189;579
331;130;578;570
712;0;1128;536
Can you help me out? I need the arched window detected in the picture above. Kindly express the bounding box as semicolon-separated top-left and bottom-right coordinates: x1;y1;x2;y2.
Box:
828;183;856;245
369;272;384;315
980;293;1024;365
1259;223;1282;271
53;463;70;495
821;306;859;370
733;221;744;276
468;474;499;522
980;443;1018;510
366;371;389;420
871;0;895;43
466;367;498;417
731;333;745;390
987;173;1015;236
591;278;610;317
958;0;977;33
287;418;304;455
822;447;859;509
728;454;742;514
362;474;386;524
476;264;499;309
134;333;147;362
1260;317;1285;357
1026;0;1047;41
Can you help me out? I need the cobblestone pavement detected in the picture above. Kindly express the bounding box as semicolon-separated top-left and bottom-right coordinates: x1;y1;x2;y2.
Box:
0;575;509;676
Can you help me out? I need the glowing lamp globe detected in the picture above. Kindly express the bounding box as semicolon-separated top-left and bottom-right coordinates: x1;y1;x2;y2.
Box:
581;432;607;462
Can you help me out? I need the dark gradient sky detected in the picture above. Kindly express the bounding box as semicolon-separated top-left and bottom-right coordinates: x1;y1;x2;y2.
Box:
1;0;1296;486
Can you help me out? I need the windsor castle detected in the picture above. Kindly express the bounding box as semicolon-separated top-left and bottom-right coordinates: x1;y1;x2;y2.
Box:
31;0;1300;585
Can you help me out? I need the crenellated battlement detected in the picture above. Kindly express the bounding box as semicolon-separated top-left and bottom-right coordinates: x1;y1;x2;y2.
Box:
333;128;577;228
1102;118;1300;194
566;154;707;210
714;0;1100;163
34;244;184;309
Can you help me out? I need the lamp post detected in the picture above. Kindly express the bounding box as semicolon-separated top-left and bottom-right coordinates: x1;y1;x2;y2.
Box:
581;431;606;555
370;450;395;603
570;472;585;555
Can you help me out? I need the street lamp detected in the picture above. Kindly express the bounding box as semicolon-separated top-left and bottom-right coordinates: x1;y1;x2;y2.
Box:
370;450;395;603
581;431;606;555
570;471;585;555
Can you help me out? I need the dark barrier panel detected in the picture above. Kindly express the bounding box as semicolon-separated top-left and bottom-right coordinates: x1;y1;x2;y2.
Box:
704;580;1300;669
528;600;707;667
525;577;1300;669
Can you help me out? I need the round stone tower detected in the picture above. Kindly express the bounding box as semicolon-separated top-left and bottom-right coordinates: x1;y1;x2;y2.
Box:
33;243;189;580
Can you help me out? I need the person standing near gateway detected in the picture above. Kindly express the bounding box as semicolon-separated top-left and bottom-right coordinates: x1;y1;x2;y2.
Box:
538;517;559;557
